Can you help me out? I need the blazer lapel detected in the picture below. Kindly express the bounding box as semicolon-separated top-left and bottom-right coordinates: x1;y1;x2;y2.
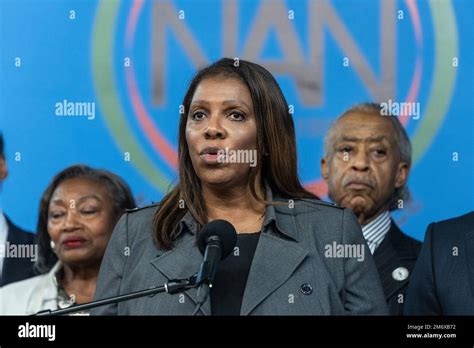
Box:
149;185;308;316
2;217;26;284
240;228;309;315
464;228;474;300
373;222;413;300
373;238;403;300
240;188;309;315
149;234;212;315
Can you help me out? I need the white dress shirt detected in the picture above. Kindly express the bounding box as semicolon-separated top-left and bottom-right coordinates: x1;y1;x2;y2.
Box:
361;211;391;254
0;210;9;279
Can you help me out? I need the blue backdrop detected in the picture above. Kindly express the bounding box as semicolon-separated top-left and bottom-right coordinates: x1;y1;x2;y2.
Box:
1;0;473;240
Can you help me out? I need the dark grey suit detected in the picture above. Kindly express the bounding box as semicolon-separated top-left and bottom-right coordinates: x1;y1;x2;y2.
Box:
92;185;388;315
1;216;36;286
373;221;421;315
405;211;474;315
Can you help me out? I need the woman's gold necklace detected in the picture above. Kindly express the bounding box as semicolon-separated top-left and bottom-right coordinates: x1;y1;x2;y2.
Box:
236;211;265;234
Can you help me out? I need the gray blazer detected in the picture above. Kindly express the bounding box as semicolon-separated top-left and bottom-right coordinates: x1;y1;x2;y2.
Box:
91;184;388;315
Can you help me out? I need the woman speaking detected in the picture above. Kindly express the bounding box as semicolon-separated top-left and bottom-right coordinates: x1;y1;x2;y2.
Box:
91;58;387;315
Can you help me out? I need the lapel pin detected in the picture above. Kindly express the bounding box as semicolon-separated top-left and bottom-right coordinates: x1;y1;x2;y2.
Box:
392;267;409;281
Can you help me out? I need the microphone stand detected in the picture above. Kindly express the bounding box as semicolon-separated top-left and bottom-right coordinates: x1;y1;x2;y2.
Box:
34;275;199;316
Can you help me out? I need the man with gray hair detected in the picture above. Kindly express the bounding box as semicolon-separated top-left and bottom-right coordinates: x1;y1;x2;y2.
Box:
320;102;421;315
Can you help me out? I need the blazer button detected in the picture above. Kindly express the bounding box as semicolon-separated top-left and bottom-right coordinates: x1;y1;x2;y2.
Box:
300;283;313;295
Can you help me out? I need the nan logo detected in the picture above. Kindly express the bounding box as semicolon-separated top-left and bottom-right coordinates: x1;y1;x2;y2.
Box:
18;322;56;341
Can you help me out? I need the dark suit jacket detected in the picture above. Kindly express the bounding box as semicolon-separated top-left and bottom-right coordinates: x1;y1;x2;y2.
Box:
92;183;388;315
373;221;421;315
404;211;474;315
0;216;36;286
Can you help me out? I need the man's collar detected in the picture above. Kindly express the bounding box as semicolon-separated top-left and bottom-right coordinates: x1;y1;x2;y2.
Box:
361;210;391;231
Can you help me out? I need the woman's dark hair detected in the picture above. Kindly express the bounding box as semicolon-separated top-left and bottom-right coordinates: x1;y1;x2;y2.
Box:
153;58;318;250
35;164;136;274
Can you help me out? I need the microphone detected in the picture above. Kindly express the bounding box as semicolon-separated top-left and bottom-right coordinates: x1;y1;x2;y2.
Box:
34;220;236;316
34;277;198;316
195;220;237;308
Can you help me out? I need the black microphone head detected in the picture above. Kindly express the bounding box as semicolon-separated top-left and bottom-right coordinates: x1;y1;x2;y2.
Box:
197;219;237;259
